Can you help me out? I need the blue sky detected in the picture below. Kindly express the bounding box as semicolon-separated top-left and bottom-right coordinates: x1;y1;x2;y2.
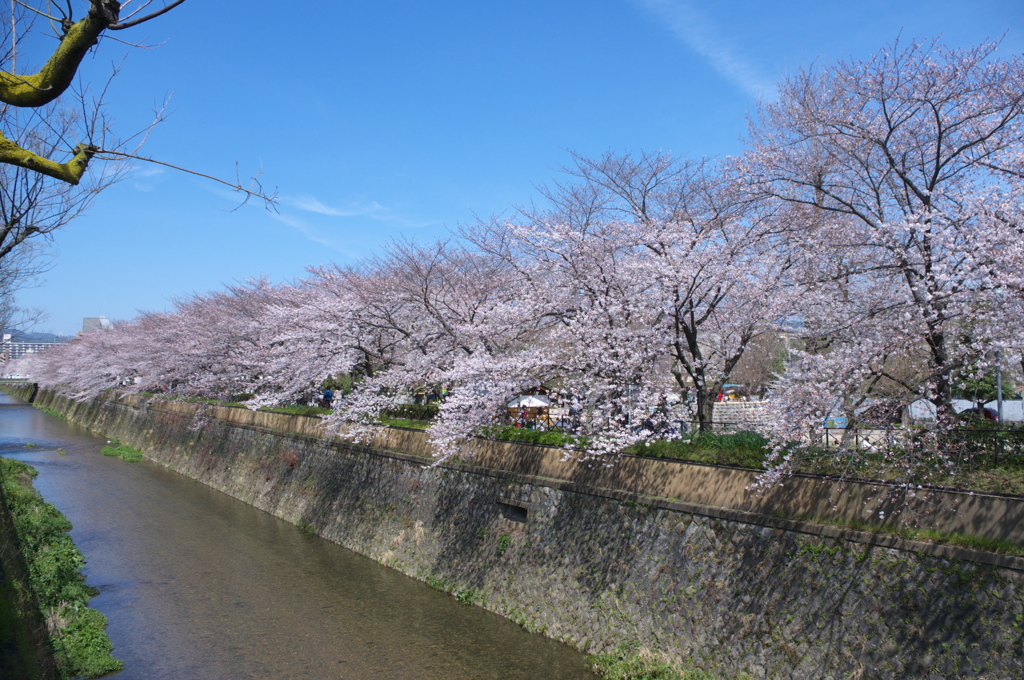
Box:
15;0;1024;335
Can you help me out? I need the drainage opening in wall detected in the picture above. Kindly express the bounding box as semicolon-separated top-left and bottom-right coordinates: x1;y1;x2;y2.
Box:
497;500;529;523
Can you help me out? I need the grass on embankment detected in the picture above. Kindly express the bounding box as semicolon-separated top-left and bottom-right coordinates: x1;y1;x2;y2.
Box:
32;405;67;422
589;645;731;680
0;457;122;679
31;389;1024;552
625;431;770;469
628;429;1024;502
0;526;45;680
797;514;1024;558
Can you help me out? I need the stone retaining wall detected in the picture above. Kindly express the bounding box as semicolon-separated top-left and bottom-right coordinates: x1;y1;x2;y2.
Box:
12;387;1024;679
30;389;1024;550
713;401;772;430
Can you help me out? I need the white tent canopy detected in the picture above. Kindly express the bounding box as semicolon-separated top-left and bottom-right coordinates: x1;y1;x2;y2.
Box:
909;398;1024;422
507;395;550;408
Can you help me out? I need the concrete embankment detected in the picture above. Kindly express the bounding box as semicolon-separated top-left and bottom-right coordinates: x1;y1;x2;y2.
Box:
14;384;1024;679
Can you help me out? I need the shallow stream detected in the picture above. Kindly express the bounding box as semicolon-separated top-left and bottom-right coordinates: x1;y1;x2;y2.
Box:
0;392;598;679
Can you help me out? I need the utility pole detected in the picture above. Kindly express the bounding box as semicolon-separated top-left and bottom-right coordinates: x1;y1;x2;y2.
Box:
996;350;1004;426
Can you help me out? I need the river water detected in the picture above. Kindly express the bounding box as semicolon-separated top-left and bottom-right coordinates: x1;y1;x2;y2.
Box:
0;393;598;679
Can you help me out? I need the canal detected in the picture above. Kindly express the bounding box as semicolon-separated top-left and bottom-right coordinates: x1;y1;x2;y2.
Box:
0;393;599;679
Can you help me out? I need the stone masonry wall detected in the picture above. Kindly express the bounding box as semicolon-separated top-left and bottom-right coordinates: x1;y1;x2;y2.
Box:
19;388;1024;680
713;401;772;431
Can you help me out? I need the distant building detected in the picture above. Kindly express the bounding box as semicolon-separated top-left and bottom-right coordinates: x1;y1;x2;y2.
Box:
1;333;64;362
82;316;112;333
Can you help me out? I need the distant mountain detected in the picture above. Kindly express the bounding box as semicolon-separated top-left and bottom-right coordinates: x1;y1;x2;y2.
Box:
3;329;72;343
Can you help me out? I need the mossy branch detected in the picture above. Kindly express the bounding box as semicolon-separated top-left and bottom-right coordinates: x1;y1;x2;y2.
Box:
0;9;107;108
0;133;97;184
0;1;188;108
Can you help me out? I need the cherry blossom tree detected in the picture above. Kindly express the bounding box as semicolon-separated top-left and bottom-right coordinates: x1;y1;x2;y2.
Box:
481;151;794;434
14;316;143;398
12;277;284;400
140;278;285;398
310;239;554;460
745;39;1024;487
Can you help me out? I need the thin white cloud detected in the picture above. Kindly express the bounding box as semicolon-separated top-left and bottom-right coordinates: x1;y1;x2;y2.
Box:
134;166;166;179
633;0;775;99
283;195;387;218
131;165;166;192
281;193;437;229
270;213;360;257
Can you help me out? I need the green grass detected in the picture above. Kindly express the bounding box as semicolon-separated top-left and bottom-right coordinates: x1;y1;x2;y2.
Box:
589;646;722;680
261;404;332;417
943;464;1024;495
0;533;44;680
800;514;1024;557
100;445;142;462
912;529;1024;556
379;416;431;430
480;425;581;447
0;458;122;678
795;443;1024;496
626;431;769;469
34;405;68;421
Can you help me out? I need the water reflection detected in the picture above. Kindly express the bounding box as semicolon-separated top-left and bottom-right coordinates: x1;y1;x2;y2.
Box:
0;393;598;679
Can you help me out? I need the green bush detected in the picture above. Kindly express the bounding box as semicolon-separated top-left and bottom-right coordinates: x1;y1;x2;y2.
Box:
51;607;122;678
383;403;439;421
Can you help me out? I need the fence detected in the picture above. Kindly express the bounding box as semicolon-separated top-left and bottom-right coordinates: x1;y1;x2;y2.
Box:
821;426;1024;466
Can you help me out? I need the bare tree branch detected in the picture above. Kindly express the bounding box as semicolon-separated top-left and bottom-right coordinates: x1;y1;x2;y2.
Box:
109;0;187;30
93;149;279;209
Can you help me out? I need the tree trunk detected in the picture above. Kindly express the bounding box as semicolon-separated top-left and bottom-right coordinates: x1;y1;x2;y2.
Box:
695;387;716;434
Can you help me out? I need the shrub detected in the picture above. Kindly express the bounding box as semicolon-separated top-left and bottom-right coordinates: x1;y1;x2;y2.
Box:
383;403;439;421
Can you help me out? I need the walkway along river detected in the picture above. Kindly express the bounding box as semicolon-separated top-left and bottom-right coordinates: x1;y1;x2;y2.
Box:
0;392;599;679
